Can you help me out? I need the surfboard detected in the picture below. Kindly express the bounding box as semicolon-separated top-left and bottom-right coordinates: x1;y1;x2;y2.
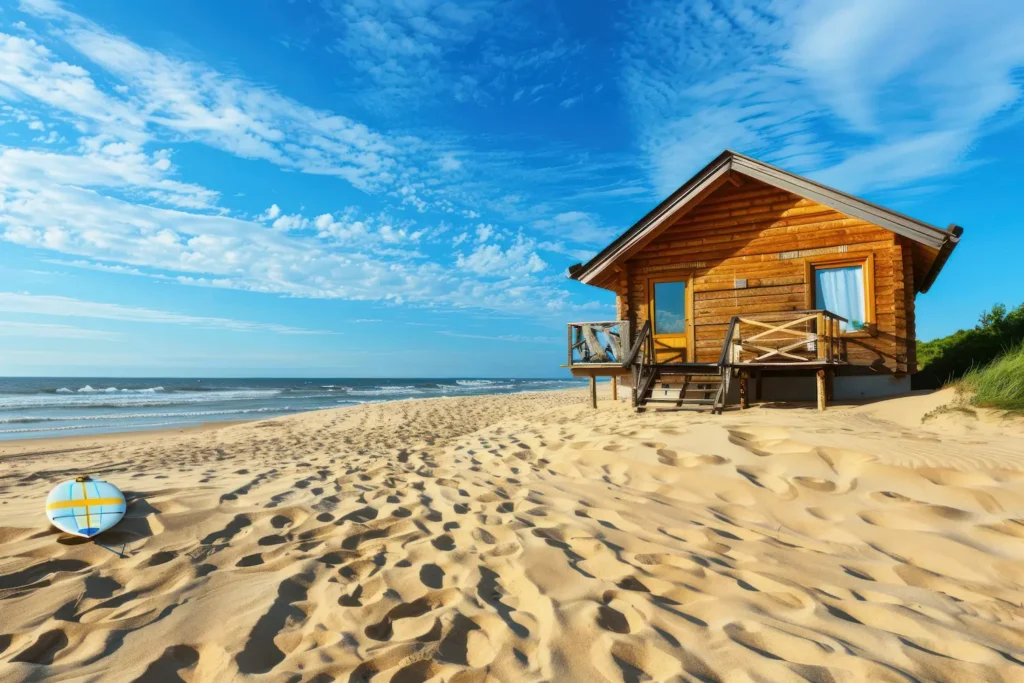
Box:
46;477;126;538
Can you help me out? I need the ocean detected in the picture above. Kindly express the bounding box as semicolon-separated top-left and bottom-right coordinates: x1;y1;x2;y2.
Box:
0;377;585;440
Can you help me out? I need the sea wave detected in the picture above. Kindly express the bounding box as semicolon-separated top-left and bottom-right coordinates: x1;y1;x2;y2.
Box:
0;389;283;411
0;421;179;435
346;385;424;396
0;406;296;425
53;385;168;394
437;382;516;393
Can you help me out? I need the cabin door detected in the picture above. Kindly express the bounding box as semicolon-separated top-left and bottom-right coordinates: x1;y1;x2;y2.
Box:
648;275;694;363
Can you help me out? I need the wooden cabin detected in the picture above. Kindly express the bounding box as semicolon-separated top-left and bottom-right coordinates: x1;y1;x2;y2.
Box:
565;150;962;412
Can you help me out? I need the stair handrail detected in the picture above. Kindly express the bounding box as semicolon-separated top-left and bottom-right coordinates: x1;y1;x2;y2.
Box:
718;316;740;368
622;319;651;368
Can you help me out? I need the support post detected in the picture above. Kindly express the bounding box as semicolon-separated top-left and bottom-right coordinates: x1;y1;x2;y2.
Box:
611;376;618;401
816;369;827;412
816;312;826;361
739;371;749;410
589;376;597;409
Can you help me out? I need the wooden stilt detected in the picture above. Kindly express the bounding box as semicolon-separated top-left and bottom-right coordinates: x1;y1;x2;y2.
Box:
739;372;749;410
611;377;618;401
816;369;827;412
589;376;597;409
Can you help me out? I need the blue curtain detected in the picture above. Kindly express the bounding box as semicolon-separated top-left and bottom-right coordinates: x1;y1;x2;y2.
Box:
815;266;865;331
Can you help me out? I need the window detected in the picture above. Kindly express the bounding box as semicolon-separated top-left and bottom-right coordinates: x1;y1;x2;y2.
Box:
808;258;873;333
653;280;687;334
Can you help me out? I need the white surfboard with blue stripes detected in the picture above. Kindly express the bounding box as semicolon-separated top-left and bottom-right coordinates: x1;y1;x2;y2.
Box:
46;478;126;538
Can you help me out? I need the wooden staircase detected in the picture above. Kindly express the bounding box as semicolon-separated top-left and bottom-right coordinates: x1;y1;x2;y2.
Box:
626;321;731;414
635;363;729;413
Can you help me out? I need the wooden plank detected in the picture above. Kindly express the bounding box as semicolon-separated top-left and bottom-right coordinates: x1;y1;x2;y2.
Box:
640;232;896;264
694;276;807;293
661;209;868;239
696;284;806;300
650;226;897;254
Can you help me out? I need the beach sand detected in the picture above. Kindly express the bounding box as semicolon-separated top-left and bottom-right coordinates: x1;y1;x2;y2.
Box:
2;387;1024;682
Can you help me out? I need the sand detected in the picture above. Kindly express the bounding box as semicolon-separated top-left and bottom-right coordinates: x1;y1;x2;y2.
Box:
2;387;1024;682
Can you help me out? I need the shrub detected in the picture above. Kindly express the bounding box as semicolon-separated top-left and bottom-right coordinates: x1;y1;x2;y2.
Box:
914;302;1024;389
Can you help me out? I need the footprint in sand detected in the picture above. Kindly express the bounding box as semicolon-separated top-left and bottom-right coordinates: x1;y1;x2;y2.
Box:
364;589;456;641
235;553;264;567
794;476;837;493
135;645;200;681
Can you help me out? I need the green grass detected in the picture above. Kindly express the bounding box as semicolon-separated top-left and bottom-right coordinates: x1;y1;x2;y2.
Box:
957;344;1024;412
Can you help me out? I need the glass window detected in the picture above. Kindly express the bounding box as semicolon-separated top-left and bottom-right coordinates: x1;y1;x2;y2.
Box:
653;280;687;334
814;265;866;332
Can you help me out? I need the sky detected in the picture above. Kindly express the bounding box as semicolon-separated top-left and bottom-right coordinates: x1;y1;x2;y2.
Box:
0;0;1023;378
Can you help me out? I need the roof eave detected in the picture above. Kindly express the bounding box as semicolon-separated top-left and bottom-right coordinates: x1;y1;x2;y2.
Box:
570;151;735;284
568;150;962;288
919;224;964;294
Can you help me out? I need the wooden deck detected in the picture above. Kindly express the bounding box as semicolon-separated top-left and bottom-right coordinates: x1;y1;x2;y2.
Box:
567;310;849;412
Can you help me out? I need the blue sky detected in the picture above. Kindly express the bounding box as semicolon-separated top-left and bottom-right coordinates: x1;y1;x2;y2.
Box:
0;0;1022;377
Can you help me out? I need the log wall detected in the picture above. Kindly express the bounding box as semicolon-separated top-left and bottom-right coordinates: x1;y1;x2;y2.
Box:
618;179;915;374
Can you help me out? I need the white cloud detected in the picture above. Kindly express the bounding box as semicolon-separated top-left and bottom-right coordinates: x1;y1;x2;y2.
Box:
9;3;421;193
272;213;309;232
455;235;546;277
475;223;494;242
258;204;281;221
0;292;334;334
0;31;144;138
532;211;617;245
0;1;619;322
437;152;462;172
324;0;497;102
0;177;574;315
438;330;559;344
621;0;1024;196
0;319;120;340
0;143;221;210
537;240;594;262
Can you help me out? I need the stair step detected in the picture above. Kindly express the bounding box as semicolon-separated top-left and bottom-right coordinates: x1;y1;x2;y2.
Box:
657;372;722;378
652;362;720;371
644;398;718;405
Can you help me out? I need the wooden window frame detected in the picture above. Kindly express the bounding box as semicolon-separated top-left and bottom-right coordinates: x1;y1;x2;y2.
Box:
803;253;876;337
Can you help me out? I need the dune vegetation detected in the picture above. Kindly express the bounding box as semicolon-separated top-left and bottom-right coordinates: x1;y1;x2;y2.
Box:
915;302;1024;389
958;343;1024;412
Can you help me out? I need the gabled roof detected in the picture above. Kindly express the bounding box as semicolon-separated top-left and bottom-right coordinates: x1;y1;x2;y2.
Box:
568;150;962;293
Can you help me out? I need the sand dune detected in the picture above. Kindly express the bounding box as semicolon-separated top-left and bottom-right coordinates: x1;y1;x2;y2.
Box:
2;388;1024;682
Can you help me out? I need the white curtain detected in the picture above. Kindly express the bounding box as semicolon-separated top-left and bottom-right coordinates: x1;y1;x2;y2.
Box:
815;266;865;331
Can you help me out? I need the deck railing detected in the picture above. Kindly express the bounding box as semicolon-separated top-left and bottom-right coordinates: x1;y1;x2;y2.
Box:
724;310;847;366
566;320;631;366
